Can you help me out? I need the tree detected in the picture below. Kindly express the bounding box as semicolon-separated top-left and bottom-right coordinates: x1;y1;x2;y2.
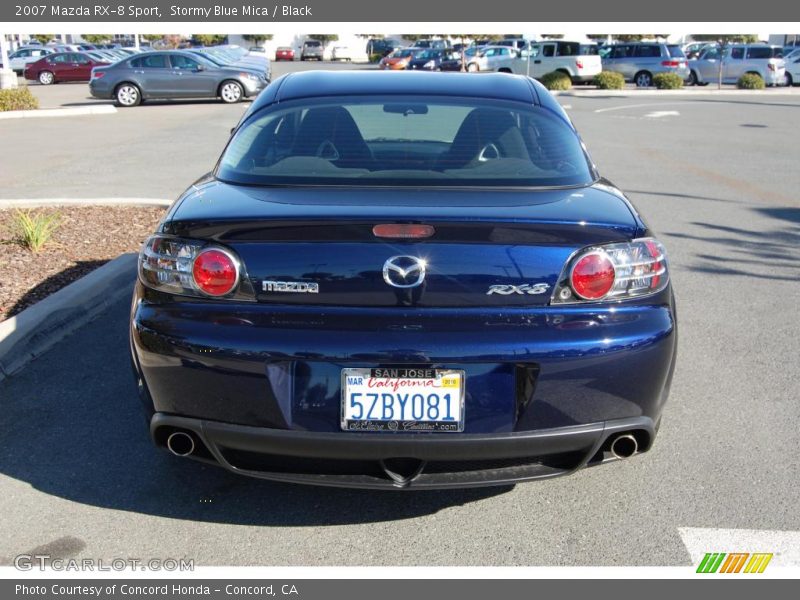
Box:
31;34;55;44
141;34;163;42
242;34;273;47
691;34;758;44
307;34;339;44
541;34;565;39
81;34;111;44
191;34;226;47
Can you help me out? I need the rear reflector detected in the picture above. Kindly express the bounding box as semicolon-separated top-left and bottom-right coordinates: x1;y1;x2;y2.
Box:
661;60;682;68
373;224;435;239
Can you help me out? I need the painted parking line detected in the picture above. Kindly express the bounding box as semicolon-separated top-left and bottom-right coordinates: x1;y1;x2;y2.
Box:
594;101;700;114
679;527;800;568
644;110;681;118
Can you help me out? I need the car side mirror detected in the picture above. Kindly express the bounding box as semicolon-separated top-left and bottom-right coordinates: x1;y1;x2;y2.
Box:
196;64;205;71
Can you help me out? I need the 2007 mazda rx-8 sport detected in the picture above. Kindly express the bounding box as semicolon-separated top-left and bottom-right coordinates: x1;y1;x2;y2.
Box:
131;71;677;489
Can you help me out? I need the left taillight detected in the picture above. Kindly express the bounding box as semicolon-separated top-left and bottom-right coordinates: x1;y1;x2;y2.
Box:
552;237;669;304
138;235;255;300
91;70;105;79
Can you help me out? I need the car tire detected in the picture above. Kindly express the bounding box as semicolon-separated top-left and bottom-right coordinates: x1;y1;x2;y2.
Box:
687;70;698;86
467;63;479;72
38;70;54;85
634;71;653;87
219;80;244;104
785;72;794;87
115;83;141;107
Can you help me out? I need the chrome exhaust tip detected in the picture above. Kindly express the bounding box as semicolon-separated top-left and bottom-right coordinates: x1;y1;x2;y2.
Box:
166;431;195;457
610;433;638;460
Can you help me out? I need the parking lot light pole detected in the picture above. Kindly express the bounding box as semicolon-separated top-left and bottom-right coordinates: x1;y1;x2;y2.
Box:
0;34;19;90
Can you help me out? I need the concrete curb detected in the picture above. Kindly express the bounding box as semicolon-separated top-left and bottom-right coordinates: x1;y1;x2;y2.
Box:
0;197;171;381
0;198;171;209
0;105;117;120
0;253;137;381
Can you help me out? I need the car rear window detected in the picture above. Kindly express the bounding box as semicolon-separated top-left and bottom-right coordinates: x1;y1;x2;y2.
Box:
217;96;593;188
556;42;580;56
747;47;769;59
305;41;321;47
636;45;662;58
667;45;686;58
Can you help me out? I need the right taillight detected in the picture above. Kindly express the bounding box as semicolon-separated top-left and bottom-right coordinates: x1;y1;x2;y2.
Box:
553;238;669;304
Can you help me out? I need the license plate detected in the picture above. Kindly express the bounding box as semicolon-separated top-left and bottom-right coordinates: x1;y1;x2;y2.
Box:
341;368;464;432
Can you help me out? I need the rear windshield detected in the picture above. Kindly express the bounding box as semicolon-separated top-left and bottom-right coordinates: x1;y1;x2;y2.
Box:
217;96;593;188
667;45;686;58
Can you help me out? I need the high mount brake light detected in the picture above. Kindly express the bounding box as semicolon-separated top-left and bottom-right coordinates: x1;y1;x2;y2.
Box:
138;235;254;300
553;238;669;304
373;224;435;239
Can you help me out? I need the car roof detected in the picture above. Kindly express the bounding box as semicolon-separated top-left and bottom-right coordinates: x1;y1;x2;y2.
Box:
252;71;539;112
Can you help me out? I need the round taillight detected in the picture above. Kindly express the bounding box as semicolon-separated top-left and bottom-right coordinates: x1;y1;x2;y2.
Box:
192;249;239;297
570;251;615;300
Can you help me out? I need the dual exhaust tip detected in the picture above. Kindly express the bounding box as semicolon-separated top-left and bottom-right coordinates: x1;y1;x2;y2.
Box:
166;431;196;457
609;433;639;460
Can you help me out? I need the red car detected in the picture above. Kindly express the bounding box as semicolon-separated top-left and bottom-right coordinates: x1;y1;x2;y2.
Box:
24;52;109;85
275;47;295;61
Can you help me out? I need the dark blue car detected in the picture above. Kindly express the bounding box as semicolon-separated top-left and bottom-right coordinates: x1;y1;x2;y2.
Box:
131;71;677;490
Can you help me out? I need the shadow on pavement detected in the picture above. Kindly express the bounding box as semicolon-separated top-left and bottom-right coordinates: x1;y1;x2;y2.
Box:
663;206;800;282
0;293;510;527
7;260;106;318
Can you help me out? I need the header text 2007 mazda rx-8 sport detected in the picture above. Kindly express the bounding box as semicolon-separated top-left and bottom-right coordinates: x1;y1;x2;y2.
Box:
130;71;677;490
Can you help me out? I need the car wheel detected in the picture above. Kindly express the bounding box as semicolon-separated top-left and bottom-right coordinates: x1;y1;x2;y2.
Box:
687;70;698;86
634;71;653;87
115;83;141;107
467;63;478;72
785;72;794;87
219;80;243;104
38;70;54;85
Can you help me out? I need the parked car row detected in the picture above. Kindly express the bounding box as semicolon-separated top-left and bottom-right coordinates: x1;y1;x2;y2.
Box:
16;46;270;106
378;41;602;83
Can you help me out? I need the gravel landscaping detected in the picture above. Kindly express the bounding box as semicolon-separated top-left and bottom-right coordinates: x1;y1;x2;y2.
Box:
0;205;165;321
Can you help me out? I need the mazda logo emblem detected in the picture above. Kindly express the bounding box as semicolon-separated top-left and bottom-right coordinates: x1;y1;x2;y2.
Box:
382;256;426;289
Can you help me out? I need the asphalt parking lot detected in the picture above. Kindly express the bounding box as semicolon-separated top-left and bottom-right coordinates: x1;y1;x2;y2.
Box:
1;64;799;566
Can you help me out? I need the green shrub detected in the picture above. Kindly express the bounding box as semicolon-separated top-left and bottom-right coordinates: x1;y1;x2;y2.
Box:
9;209;60;252
737;73;765;89
653;72;684;89
369;53;383;63
539;71;572;91
0;87;39;112
593;71;625;90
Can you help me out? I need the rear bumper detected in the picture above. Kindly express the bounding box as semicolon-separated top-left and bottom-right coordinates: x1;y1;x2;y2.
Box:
151;412;656;489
